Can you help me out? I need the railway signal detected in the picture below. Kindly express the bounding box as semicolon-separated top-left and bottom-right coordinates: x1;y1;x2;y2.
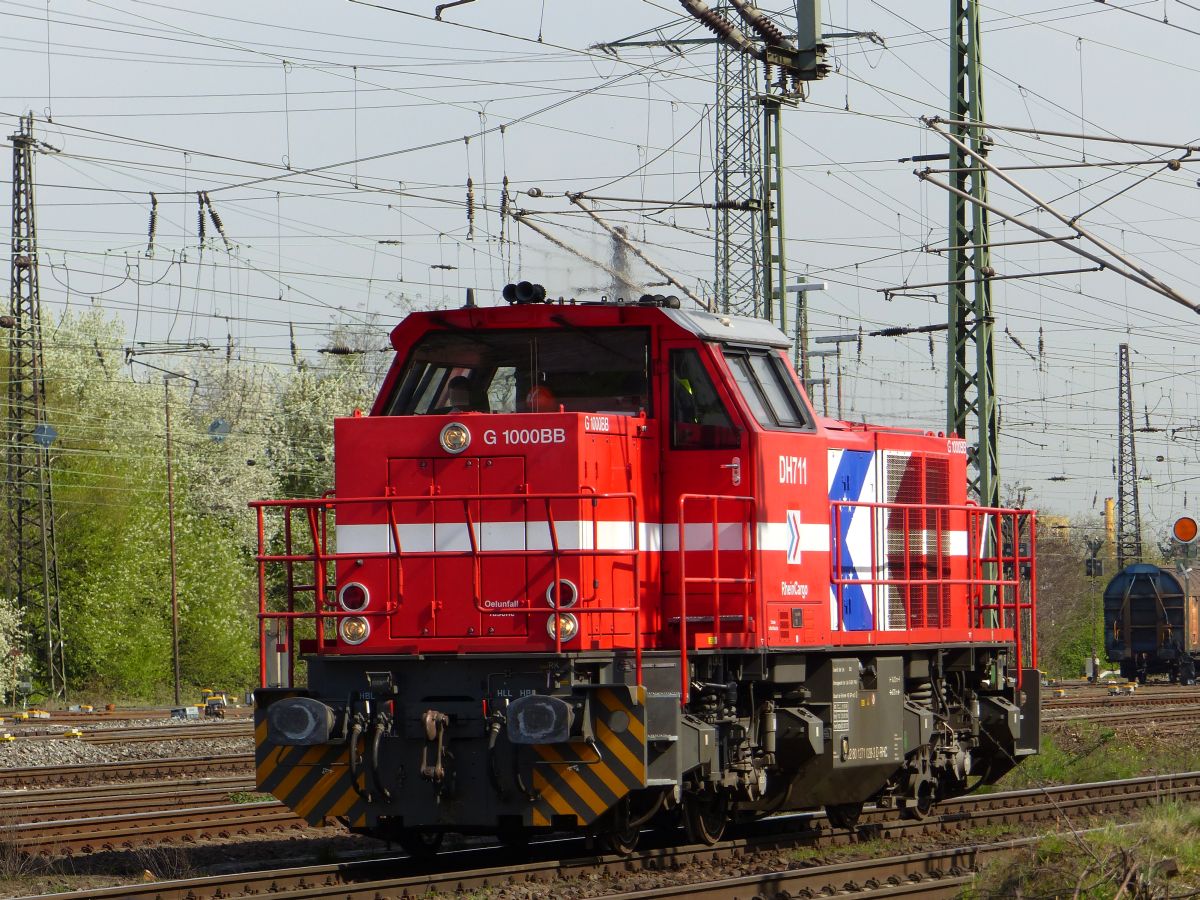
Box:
1172;515;1198;544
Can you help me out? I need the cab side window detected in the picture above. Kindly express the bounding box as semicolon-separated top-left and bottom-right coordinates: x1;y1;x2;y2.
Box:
670;349;740;450
723;348;811;430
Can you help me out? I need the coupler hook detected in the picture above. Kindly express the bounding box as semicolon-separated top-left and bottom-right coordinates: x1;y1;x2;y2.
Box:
420;709;451;783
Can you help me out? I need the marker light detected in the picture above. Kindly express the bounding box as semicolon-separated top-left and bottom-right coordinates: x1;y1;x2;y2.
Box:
439;422;471;454
546;613;579;642
338;582;369;612
339;616;370;645
544;578;579;608
1174;516;1199;544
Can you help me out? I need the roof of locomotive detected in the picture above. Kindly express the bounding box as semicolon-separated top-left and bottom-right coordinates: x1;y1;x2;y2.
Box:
377;289;950;438
660;306;791;349
386;290;792;350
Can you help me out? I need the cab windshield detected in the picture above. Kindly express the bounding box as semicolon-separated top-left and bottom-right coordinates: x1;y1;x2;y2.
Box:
385;327;652;416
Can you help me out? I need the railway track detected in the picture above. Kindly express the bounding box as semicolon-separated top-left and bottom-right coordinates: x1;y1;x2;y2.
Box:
18;770;1200;897
76;722;249;744
24;839;987;900
3;707;253;726
1044;692;1200;711
1043;705;1200;726
0;754;253;788
0;776;259;823
5;801;307;854
6;722;251;743
603;841;1032;899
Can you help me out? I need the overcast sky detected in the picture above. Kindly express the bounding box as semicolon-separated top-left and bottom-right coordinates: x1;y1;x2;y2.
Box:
3;0;1200;538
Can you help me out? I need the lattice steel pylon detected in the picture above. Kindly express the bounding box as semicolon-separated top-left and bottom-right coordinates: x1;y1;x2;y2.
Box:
714;29;764;317
683;1;825;328
947;0;999;511
1116;343;1142;568
6;113;66;697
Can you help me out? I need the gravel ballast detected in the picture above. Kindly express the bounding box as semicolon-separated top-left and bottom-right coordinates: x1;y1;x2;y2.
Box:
0;718;252;769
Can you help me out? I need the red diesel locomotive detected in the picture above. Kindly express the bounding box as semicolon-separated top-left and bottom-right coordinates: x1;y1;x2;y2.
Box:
253;283;1039;854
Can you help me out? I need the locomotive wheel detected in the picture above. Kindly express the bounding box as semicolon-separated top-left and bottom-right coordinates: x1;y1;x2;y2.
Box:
903;780;935;821
599;797;640;855
825;802;864;830
602;822;640;855
683;792;727;846
396;828;444;858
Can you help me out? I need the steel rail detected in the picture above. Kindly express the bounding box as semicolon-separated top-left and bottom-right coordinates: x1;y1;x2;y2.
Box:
5;707;253;725
0;754;253;788
1043;706;1200;725
602;842;1019;899
5;802;307;854
0;777;258;822
1044;693;1200;710
77;723;250;744
7;723;251;744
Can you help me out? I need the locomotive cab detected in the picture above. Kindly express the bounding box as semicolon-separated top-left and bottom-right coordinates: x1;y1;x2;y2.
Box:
252;283;1039;854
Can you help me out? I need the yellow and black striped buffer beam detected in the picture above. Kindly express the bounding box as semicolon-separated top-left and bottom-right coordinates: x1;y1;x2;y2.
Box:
529;686;647;827
254;714;370;829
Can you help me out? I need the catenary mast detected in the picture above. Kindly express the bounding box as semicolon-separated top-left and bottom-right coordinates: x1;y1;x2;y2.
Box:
1116;343;1143;568
5;113;66;697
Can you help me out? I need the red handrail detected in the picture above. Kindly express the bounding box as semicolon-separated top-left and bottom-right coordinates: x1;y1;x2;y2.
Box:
677;493;756;707
829;499;1037;685
252;490;643;687
966;507;1038;685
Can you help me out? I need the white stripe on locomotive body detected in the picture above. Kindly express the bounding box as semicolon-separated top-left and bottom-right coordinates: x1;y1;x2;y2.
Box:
950;529;967;557
335;521;643;554
757;522;831;555
335;520;960;557
337;521;829;554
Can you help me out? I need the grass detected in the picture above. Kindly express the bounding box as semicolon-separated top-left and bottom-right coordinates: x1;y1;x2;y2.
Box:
970;802;1200;898
227;791;273;804
790;838;887;865
130;845;195;882
993;724;1200;792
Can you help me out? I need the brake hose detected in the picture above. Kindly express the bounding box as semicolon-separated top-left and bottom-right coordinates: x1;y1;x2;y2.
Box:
368;713;393;803
486;715;506;798
347;717;372;803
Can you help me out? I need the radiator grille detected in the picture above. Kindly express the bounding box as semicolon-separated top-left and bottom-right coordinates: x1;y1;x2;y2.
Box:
883;453;952;630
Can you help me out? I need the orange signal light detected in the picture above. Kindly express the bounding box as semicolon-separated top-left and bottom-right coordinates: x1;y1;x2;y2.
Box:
1173;516;1199;544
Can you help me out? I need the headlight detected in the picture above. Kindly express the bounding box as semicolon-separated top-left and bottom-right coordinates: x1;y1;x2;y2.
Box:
546;613;579;642
544;578;578;608
338;582;369;612
439;422;471;454
339;616;370;645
